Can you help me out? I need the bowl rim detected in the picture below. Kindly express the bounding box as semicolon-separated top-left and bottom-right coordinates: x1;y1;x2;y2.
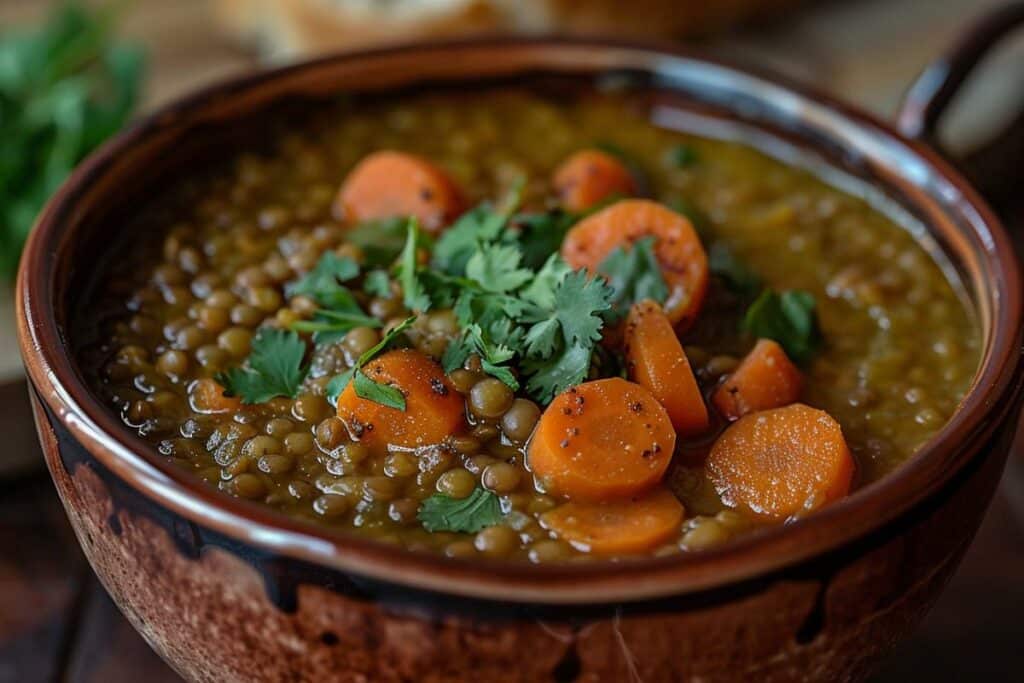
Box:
17;36;1024;605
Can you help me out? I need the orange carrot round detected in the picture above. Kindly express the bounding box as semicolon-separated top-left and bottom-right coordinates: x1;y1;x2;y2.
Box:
713;339;803;420
625;299;709;437
190;378;241;414
540;486;684;554
561;199;708;330
528;377;676;502
553;149;637;212
335;349;465;448
706;403;854;521
335;151;464;233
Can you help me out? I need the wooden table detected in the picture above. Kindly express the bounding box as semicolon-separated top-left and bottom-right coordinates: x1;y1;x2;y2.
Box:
2;1;1023;681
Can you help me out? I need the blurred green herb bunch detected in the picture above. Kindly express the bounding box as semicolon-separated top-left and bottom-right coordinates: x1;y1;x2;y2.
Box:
0;2;144;278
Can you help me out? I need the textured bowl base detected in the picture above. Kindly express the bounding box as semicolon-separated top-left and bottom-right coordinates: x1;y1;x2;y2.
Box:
32;389;1008;683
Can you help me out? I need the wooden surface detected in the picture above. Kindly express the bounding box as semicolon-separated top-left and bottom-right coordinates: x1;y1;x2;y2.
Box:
2;0;1024;681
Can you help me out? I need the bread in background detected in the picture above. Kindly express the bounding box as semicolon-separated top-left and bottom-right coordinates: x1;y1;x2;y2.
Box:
215;0;803;60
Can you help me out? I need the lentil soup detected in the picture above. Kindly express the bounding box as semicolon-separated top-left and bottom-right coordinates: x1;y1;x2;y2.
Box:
76;87;980;562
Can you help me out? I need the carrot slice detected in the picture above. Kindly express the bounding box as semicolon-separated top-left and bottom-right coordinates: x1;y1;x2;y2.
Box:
706;403;854;521
540;486;684;554
335;151;464;233
712;339;803;420
561;199;708;330
190;378;241;414
528;378;676;502
335;349;465;448
553;149;637;212
625;299;709;437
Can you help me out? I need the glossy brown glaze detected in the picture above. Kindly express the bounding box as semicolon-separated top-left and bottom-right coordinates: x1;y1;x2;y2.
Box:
18;39;1024;681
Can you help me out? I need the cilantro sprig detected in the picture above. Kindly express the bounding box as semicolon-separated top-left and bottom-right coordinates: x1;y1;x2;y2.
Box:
285;252;359;305
431;184;522;275
519;269;614;402
343;216;410;267
743;289;821;363
418;486;505;533
217;328;308;403
442;322;520;390
597;237;669;321
286;252;379;345
326;316;417;409
397;196;620;403
709;243;762;299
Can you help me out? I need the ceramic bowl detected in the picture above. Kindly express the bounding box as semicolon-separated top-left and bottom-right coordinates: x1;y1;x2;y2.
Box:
18;38;1024;682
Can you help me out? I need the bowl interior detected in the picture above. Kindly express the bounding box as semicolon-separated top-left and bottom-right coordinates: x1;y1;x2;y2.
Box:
22;40;1022;603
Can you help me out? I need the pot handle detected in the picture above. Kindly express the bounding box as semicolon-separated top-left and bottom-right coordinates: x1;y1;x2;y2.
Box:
897;2;1024;206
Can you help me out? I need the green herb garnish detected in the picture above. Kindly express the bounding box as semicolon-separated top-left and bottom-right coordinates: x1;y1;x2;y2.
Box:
418;487;505;533
442;323;520;390
597;236;669;320
363;269;391;298
709;243;762;299
351;369;406;411
431;184;522;275
0;3;144;278
391;195;615;403
520;269;614;402
326;316;417;408
285;252;359;306
742;289;821;363
668;144;699;168
397;220;432;312
344;216;410;267
465;242;533;294
509;209;578;270
217;328;308;403
286;253;378;345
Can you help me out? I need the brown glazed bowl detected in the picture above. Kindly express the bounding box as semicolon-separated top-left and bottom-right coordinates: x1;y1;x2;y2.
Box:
17;35;1024;683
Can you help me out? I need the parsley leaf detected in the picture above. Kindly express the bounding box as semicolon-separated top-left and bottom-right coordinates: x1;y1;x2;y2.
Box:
465;242;533;294
217;328;307;403
324;369;354;407
519;268;613;402
509;210;578;270
523;316;561;358
352;369;406;410
326;316;417;406
344;217;410;267
742;289;821;363
443;323;519;390
286;253;377;345
397;219;432;312
535;268;614;348
363;269;391;298
418;487;505;533
520;254;571;310
709;243;761;298
597;237;669;320
289;306;381;346
285;252;359;306
523;343;594;405
431;185;521;275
